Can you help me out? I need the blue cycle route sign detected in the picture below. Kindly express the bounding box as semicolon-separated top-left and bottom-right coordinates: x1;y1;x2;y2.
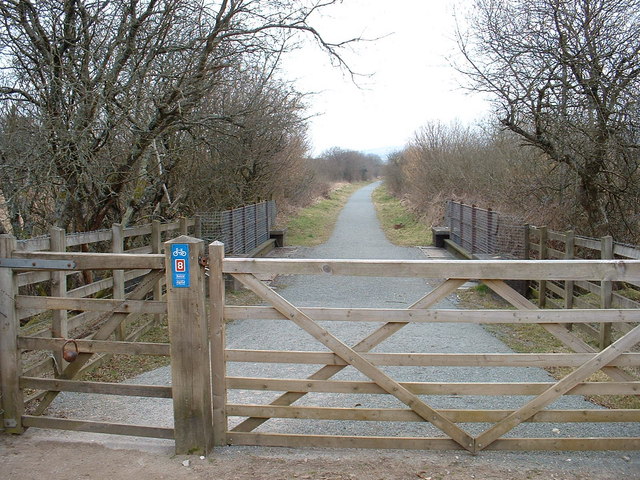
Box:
171;243;190;288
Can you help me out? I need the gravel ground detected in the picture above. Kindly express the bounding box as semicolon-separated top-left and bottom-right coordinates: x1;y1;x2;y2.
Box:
17;181;640;477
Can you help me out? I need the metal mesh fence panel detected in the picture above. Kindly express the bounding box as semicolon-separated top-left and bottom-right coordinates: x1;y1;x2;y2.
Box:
198;201;276;255
446;200;526;258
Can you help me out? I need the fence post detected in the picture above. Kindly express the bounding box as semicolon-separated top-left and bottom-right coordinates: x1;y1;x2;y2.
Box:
179;217;188;236
564;231;575;310
164;235;214;455
194;215;202;239
471;205;477;254
487;208;494;254
208;241;227;446
152;220;163;324
0;234;24;433
600;235;614;348
538;226;548;308
50;227;69;368
459;202;464;250
254;203;258;249
522;224;530;260
112;223;126;340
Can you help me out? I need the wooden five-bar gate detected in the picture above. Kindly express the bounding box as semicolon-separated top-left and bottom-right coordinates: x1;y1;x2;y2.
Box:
1;234;640;454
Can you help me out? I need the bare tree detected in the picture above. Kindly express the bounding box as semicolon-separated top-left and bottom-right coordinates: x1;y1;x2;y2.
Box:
456;0;640;238
0;0;355;233
315;147;382;183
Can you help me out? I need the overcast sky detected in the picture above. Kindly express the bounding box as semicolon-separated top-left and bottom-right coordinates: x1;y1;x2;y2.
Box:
281;0;491;157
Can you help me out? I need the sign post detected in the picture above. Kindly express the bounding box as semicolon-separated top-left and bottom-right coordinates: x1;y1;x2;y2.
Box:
164;235;213;455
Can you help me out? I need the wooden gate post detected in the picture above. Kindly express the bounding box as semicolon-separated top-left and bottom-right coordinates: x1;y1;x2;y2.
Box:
164;235;214;455
538;226;548;308
0;234;24;433
600;235;614;348
50;227;69;369
208;241;227;446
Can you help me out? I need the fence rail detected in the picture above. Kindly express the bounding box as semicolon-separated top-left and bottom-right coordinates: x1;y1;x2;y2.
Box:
445;200;640;348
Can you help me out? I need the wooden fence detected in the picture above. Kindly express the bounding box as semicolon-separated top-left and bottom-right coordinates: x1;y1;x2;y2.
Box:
0;217;198;436
445;201;640;349
3;236;640;454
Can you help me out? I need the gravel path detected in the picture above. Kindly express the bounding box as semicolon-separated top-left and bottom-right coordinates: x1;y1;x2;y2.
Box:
29;181;640;474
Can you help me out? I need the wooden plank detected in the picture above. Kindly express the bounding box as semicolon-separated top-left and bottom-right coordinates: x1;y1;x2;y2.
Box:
228;432;463;450
233;273;474;452
18;336;170;356
209;242;228;447
21;415;174;439
564;231;575;311
475;323;640;452
231;279;467;434
64;230;113;247
27;375;158;400
165;236;214;455
20;377;172;398
152;221;163;323
17;270;51;287
226;349;640;367
16;237;51;251
600;236;614;348
125;246;153;255
229;431;640;451
13;251;164;270
224;258;640;282
227;404;640;423
224;305;640;324
0;235;24;433
123;224;153;238
227;377;640;396
22;357;55;378
614;243;640;259
546;247;565;259
485;437;640;452
65;269;145;299
538;226;548;308
50;227;68;369
112;223;126;341
575;236;602;250
16;296;167;314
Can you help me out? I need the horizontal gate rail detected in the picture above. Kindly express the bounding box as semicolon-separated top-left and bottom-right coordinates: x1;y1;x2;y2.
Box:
223;258;640;281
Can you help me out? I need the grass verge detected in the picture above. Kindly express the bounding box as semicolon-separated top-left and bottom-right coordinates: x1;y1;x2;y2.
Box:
285;182;368;246
371;184;432;246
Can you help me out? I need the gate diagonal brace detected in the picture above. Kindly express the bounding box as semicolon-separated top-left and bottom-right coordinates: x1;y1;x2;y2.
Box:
231;278;467;434
232;273;476;453
482;279;639;385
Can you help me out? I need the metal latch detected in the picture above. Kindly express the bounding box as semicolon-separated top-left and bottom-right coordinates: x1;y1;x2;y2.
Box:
0;258;76;270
